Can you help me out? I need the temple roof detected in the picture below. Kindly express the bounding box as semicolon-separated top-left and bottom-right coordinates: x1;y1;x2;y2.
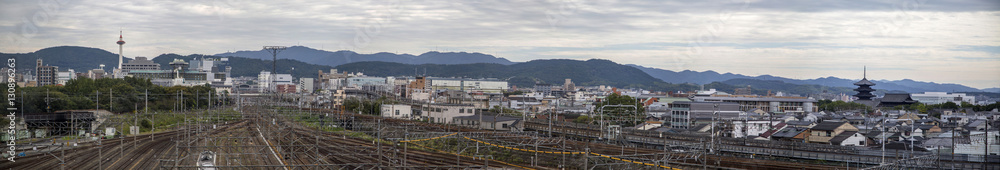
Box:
853;78;876;86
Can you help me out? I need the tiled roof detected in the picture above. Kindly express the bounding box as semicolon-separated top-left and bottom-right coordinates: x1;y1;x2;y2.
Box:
812;121;847;131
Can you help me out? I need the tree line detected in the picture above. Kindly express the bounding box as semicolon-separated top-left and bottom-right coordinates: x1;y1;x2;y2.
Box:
2;77;225;114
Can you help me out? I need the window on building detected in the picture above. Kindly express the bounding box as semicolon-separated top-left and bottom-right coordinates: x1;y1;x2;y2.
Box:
395;110;400;115
502;123;508;128
826;131;832;137
459;109;464;113
859;141;864;145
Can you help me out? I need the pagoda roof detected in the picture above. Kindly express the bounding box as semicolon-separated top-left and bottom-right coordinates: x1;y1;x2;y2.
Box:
853;78;876;86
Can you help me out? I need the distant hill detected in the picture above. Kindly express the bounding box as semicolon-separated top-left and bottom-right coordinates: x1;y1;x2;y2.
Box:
335;59;663;88
150;54;334;78
215;46;515;66
629;64;987;93
627;64;752;84
984;88;1000;93
0;46;130;73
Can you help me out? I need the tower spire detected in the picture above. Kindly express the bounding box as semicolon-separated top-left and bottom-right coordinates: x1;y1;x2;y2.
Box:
863;65;866;79
116;29;126;78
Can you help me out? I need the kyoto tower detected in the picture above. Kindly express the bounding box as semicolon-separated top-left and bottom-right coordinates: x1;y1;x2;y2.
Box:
116;31;125;71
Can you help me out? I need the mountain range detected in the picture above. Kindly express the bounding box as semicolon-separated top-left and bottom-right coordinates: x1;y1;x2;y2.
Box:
334;59;663;88
215;46;515;66
2;46;995;94
0;46;132;73
628;64;985;93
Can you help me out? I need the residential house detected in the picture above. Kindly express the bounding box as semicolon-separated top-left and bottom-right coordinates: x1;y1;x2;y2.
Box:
381;104;413;120
770;127;808;142
422;104;477;124
785;121;816;128
830;131;868;146
807;121;859;144
757;123;787;140
732;120;780;138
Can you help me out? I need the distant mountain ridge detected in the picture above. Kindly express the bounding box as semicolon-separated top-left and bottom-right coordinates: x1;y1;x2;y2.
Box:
0;46;131;73
629;64;986;93
334;59;661;88
215;46;515;66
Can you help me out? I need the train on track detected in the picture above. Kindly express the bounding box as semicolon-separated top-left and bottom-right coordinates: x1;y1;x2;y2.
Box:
197;151;216;170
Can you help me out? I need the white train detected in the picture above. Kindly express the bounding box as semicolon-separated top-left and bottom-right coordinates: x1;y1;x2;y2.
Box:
197;151;216;170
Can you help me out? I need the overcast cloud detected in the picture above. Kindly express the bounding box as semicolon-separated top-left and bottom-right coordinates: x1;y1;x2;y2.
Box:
2;0;998;88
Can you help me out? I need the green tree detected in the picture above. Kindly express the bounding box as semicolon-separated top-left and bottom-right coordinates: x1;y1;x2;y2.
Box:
593;93;645;126
573;115;592;124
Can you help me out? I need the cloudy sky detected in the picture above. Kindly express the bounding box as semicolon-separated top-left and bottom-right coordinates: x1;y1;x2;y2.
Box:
2;0;999;88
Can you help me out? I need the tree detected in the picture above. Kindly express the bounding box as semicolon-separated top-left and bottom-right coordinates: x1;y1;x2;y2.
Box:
573;115;592;124
593;93;645;126
940;102;959;109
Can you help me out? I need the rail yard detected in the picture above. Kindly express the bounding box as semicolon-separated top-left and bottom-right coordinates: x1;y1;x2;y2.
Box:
1;95;986;169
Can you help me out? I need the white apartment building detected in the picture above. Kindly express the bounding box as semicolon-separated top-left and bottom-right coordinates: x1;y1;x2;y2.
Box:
911;92;976;105
422;104;477;124
381;104;413;119
427;78;508;93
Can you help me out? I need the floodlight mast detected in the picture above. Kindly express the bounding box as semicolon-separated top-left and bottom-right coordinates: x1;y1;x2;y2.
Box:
263;46;287;93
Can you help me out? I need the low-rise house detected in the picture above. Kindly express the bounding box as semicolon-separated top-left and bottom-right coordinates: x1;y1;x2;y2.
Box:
845;116;867;125
786;120;816;128
807;121;859;144
422;103;477;124
771;127;808;142
865;131;902;144
965;119;988;131
732;120;780;138
830;131;868;146
915;118;940;126
381;104;414;119
757;123;788;140
915;124;942;137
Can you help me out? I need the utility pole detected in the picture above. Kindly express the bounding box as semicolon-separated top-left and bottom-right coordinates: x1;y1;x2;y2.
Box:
263;46;287;93
110;88;113;114
712;103;718;154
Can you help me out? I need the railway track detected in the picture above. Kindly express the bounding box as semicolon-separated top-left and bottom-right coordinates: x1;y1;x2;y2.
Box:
292;106;858;169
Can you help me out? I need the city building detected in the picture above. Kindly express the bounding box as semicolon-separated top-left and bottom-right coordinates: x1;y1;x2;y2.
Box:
86;68;106;79
911;92;976;105
55;69;75;85
276;84;296;93
453;114;523;131
427;77;508;93
115;32;230;87
534;83;555;96
35;59;58;86
347;76;391;91
121;57;160;71
318;69;350;88
257;71;293;92
422;103;477;124
127;59;229;87
668;101;740;129
381;104;414;119
690;94;818;113
299;78;315;94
